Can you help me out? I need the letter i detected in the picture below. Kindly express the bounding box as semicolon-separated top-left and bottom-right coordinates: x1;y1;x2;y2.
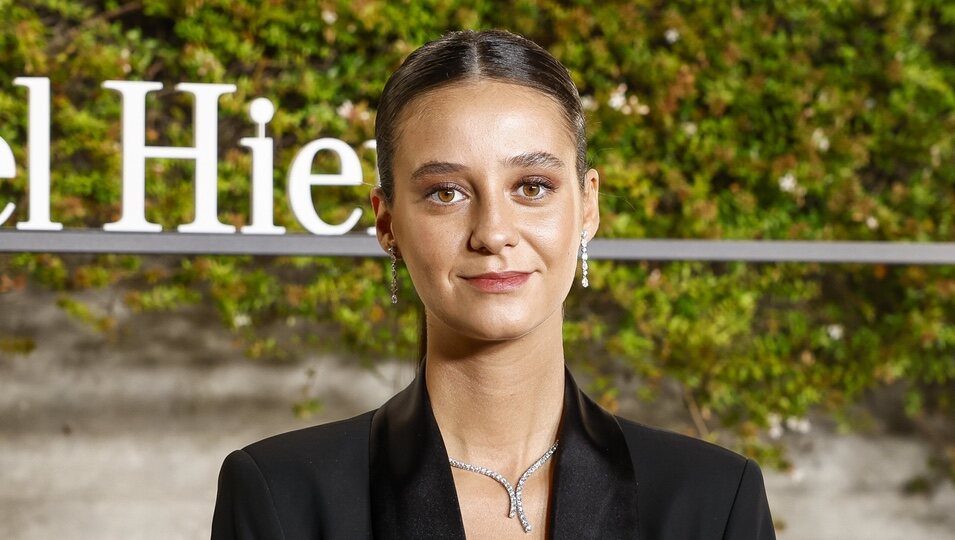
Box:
239;98;285;235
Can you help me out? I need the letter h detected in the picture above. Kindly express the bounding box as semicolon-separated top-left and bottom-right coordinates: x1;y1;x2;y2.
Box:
102;81;236;233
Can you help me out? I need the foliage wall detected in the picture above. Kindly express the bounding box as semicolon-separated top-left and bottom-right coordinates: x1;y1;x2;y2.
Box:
1;0;954;465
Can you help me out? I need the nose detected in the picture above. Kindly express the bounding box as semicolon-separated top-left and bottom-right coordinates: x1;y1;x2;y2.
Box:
468;191;520;254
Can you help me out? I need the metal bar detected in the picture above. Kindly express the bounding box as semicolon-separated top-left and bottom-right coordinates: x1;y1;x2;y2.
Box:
0;230;953;264
585;239;955;265
0;230;383;256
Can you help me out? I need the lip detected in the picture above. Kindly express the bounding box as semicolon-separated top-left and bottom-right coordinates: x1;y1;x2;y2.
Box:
461;271;532;293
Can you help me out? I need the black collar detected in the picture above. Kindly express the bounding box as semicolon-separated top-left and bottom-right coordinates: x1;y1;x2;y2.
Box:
369;359;639;539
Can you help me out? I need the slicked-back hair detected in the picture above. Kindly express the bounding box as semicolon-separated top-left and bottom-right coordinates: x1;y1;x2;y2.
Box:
374;29;587;205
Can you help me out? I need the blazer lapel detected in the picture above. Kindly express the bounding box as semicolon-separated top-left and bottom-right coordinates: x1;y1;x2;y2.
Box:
369;359;639;539
549;367;640;539
369;359;466;539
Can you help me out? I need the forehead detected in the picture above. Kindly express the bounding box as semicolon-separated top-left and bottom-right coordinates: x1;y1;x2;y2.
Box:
393;80;576;171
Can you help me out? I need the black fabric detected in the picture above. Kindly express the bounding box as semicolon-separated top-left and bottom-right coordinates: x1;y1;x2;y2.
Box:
619;417;776;539
213;449;287;539
212;411;375;539
211;362;777;540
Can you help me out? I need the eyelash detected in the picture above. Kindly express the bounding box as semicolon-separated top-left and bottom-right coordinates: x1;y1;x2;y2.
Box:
520;177;557;199
424;177;557;204
425;182;466;204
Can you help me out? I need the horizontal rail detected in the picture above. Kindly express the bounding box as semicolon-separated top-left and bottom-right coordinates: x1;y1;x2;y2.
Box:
0;231;953;264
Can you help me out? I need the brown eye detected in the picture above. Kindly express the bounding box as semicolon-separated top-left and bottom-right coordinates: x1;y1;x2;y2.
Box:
428;186;464;204
521;184;541;197
437;189;456;203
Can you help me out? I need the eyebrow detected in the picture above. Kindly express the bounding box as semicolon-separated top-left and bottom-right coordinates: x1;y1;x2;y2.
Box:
409;151;566;183
501;151;566;170
410;161;468;183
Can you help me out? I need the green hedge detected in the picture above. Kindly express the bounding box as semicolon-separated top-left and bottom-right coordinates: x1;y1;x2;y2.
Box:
1;0;953;467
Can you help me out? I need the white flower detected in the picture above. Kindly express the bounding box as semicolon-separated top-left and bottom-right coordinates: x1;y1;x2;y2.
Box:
866;216;879;230
664;28;680;44
827;324;844;340
785;416;811;434
636;103;650;115
608;84;627;111
767;413;783;440
788;466;806;483
581;95;598;111
336;100;354;119
811;128;830;152
778;172;797;193
682;122;698;136
321;9;338;24
234;313;251;328
865;98;876;110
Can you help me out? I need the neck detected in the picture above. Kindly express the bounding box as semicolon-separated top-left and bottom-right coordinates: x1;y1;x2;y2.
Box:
425;309;565;477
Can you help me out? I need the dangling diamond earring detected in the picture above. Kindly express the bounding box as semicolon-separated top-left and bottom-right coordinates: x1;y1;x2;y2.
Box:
388;245;398;304
580;230;589;288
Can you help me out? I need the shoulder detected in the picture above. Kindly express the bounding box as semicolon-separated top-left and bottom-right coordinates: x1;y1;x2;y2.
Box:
212;411;377;539
616;416;776;538
235;409;376;495
616;415;750;477
242;409;376;467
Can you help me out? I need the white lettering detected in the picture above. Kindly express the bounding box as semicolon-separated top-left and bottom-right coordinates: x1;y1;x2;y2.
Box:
13;77;62;231
101;81;161;232
2;75;381;238
0;135;15;225
239;98;285;235
361;139;378;236
288;138;362;236
101;80;237;233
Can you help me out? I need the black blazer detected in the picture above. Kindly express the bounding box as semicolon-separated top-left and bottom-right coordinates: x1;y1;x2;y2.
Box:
212;360;776;539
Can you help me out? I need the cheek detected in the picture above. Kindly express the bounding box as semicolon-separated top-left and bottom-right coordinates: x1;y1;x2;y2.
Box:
394;214;460;285
525;206;581;269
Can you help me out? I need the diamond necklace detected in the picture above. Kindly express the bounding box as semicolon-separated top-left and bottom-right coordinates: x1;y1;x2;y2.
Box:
448;440;559;533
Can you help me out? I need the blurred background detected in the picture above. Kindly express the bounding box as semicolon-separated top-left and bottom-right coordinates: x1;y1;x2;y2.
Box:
1;1;954;538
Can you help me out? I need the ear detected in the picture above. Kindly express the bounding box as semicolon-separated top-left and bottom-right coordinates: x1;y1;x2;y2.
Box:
581;168;600;241
370;187;396;252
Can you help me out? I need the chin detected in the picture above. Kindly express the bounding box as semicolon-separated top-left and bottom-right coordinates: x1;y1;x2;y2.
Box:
440;307;555;342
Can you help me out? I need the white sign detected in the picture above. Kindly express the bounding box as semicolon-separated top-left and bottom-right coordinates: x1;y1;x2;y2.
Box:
0;77;377;235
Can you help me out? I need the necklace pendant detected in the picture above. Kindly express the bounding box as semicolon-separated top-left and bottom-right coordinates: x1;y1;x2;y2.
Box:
449;440;559;534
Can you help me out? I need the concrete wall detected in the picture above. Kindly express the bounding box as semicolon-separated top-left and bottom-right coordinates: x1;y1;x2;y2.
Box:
1;286;953;539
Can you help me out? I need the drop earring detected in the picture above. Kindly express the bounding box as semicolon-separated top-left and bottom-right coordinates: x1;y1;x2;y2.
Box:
580;230;589;288
388;245;398;304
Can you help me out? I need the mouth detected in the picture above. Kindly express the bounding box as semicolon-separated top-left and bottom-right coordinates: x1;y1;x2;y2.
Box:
461;271;532;293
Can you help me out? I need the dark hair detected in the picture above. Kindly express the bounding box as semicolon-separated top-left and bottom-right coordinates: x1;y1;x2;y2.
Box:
374;29;587;206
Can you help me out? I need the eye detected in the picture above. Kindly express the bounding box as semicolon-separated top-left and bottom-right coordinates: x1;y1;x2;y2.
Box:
427;184;466;204
516;177;555;200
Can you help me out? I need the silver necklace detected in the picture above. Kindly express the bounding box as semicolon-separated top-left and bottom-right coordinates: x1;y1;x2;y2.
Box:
448;440;559;533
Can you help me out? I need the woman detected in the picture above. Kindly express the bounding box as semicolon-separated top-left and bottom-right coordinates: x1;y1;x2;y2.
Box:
211;29;775;539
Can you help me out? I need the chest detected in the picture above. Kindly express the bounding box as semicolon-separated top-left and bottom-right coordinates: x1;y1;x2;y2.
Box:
451;465;553;540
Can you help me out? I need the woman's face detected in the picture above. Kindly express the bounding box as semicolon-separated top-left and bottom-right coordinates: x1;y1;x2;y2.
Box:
372;80;599;342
